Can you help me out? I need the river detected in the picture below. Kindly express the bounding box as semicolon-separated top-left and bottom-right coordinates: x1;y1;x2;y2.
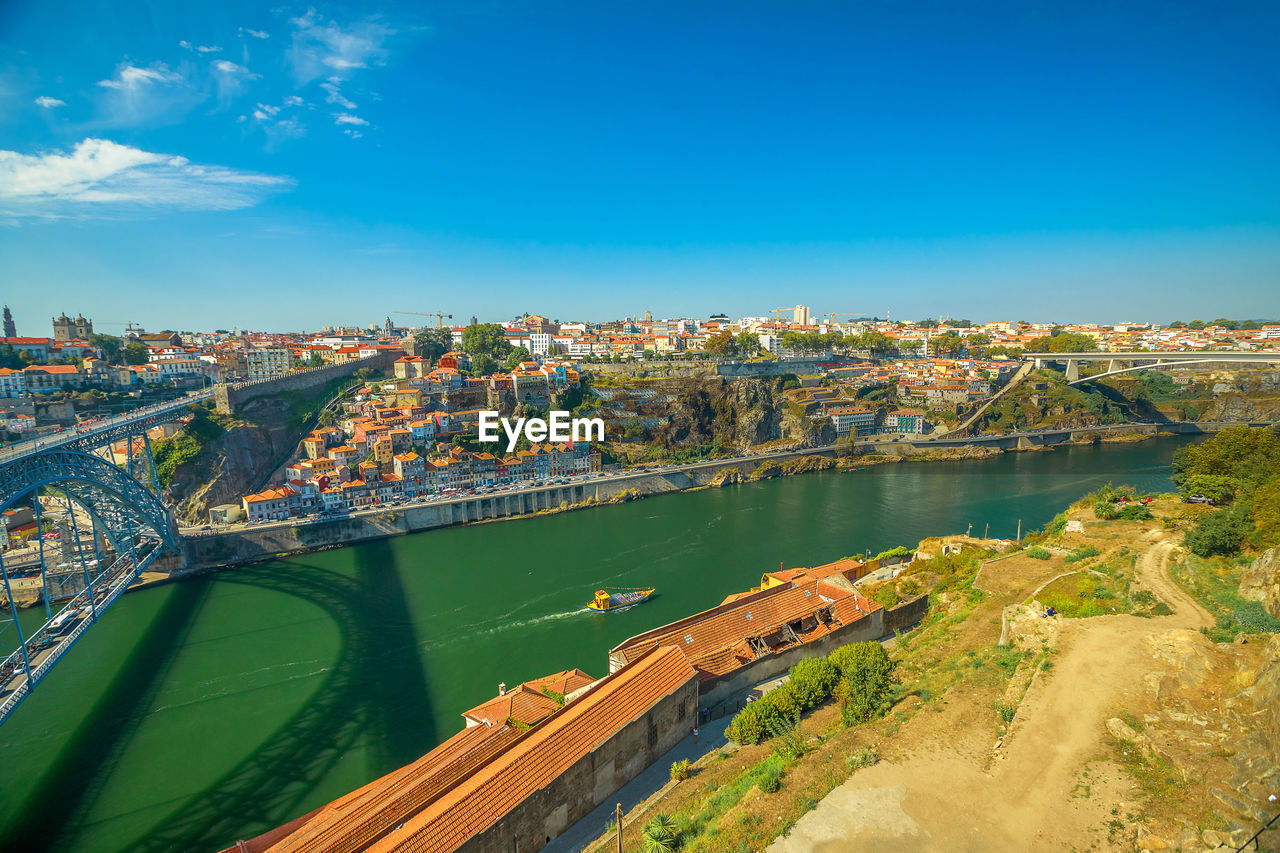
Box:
0;438;1190;852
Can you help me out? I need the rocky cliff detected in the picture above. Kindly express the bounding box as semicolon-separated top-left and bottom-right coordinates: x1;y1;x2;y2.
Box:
1239;548;1280;619
164;396;307;524
653;377;835;450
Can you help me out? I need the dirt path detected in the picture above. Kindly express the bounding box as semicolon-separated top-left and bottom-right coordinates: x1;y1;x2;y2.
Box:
770;539;1208;852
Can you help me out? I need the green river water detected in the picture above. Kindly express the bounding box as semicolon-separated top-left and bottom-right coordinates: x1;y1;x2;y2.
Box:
0;438;1191;851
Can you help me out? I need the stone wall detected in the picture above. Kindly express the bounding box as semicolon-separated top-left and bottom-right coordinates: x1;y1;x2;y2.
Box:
459;673;699;853
884;592;930;635
213;353;396;414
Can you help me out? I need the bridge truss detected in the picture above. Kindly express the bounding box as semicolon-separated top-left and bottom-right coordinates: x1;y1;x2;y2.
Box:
0;433;182;726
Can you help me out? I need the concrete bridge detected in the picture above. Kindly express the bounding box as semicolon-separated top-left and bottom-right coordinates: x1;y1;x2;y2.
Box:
1026;351;1280;384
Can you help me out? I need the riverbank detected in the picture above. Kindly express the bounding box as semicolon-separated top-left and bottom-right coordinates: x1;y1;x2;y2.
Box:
165;425;1192;578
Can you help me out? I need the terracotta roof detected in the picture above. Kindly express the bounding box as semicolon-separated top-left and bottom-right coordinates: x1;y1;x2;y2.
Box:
259;723;519;853
612;580;881;680
367;646;694;853
460;668;596;727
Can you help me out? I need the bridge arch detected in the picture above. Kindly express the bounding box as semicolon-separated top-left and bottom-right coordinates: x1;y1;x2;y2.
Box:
0;449;178;552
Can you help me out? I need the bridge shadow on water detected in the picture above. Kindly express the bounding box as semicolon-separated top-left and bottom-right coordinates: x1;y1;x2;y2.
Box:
2;539;435;853
0;580;212;852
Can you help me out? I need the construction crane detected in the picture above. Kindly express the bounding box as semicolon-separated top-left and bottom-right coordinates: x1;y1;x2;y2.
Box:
96;321;145;335
392;311;453;329
825;312;865;327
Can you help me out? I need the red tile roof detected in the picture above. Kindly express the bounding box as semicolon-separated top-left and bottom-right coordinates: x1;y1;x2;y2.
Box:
612;580;881;680
369;647;694;853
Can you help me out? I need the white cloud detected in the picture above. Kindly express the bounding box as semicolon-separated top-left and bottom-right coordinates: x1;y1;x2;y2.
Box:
287;10;393;84
212;60;259;104
344;129;363;139
94;62;201;126
97;64;182;91
283;95;305;107
334;113;368;126
320;78;357;110
0;138;293;219
240;27;270;39
178;40;221;53
34;96;66;109
213;60;253;75
253;102;281;120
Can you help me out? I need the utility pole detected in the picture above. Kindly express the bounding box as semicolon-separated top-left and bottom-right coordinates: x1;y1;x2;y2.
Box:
1016;519;1021;541
616;802;624;853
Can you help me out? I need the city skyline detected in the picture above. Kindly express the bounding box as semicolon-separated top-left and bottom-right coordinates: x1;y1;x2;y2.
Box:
2;1;1279;328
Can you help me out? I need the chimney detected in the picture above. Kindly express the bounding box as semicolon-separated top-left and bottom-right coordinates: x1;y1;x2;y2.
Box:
498;682;507;696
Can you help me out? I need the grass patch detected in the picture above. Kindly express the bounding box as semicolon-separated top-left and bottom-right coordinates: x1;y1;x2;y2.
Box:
1172;553;1280;641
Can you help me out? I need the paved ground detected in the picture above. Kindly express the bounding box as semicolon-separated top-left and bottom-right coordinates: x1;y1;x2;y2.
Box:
544;713;734;853
769;539;1209;852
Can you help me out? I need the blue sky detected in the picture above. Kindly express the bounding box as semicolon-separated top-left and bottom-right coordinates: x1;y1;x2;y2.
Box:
1;1;1278;332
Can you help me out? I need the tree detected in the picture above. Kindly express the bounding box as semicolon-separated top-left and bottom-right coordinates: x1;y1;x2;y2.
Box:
1185;506;1251;557
502;346;531;371
1022;333;1097;354
928;332;964;357
88;333;123;364
1208;318;1240;330
1178;473;1240;503
735;331;760;357
703;330;736;359
459;323;509;359
308;351;325;367
965;333;991;349
1168;320;1186;329
1172;425;1280;492
830;641;896;725
1240;320;1263;330
412;327;451;362
1187;320;1206;330
123;341;150;365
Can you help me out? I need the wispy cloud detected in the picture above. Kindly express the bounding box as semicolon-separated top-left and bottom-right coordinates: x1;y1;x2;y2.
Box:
320;78;356;110
34;96;66;109
212;60;259;104
94;62;203;126
179;40;222;53
287;10;393;84
0;138;294;220
334;113;368;126
239;27;270;40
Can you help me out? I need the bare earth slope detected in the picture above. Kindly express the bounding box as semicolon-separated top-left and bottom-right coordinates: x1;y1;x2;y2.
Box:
772;538;1209;852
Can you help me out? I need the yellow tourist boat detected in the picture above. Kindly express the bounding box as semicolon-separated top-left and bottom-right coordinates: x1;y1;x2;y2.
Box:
588;587;655;612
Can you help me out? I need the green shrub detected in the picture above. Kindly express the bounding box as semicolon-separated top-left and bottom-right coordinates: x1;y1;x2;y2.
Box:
1117;505;1152;521
1065;545;1100;563
766;684;802;720
669;759;691;782
873;584;900;607
641;814;680;853
995;701;1015;724
788;657;839;710
831;642;896;725
1185;506;1252;557
725;705;765;745
1026;546;1051;560
756;760;784;793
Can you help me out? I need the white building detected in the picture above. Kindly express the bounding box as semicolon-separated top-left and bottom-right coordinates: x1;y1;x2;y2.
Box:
246;347;291;381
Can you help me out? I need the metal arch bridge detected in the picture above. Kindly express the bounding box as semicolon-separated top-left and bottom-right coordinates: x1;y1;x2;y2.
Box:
0;396;202;726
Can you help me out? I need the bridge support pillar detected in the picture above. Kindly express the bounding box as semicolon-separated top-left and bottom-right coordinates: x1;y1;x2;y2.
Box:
1065;359;1079;382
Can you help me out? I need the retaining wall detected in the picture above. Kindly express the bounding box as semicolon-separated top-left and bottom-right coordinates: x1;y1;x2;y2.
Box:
214;353;396;414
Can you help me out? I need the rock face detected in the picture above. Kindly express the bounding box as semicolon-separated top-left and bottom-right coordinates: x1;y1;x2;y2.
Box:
1238;548;1280;619
656;378;834;450
1126;629;1280;828
164;397;303;524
